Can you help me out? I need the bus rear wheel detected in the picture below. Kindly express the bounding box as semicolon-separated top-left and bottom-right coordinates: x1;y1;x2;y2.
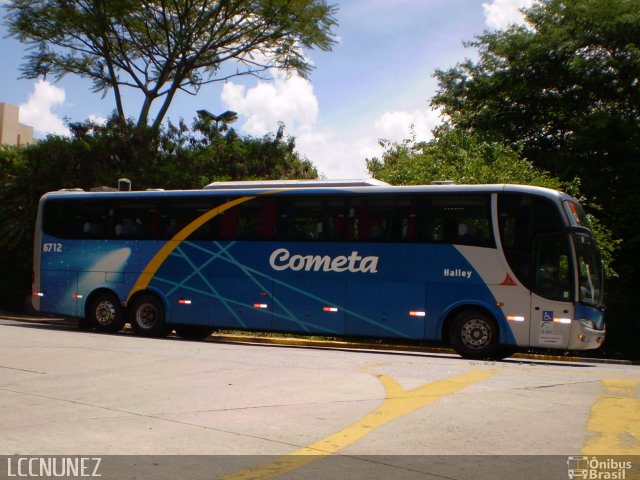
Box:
449;310;500;360
129;294;166;337
88;292;125;333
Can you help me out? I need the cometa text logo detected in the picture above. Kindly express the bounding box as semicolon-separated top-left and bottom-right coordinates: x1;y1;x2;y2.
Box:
269;248;379;273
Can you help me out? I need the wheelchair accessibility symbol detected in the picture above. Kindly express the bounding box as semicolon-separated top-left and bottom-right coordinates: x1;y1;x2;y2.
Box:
543;310;554;322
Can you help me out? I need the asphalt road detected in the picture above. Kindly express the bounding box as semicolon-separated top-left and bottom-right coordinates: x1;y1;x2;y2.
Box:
1;318;639;479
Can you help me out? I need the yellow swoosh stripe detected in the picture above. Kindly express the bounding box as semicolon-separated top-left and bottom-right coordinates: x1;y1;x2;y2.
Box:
126;195;256;304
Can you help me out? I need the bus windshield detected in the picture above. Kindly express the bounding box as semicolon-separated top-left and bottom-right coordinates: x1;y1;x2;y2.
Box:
574;233;604;307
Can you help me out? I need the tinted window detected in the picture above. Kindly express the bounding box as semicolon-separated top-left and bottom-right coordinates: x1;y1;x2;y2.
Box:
418;195;493;247
159;197;219;240
43;192;495;246
43;199;108;239
498;193;566;291
351;196;418;242
534;233;572;301
574;233;604;306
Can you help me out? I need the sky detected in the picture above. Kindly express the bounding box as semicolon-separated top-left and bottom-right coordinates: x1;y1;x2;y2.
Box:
0;0;533;180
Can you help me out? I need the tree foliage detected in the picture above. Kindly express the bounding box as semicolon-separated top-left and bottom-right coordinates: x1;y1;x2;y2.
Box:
432;0;640;187
368;127;563;188
5;0;338;129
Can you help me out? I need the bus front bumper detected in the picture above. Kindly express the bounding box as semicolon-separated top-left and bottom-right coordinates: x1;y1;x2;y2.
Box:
567;319;605;350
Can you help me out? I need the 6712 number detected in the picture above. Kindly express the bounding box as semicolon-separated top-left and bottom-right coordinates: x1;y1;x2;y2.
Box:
43;243;62;253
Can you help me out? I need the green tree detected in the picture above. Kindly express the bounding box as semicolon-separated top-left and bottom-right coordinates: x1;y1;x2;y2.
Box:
5;0;338;129
165;118;317;185
430;0;639;357
368;127;563;188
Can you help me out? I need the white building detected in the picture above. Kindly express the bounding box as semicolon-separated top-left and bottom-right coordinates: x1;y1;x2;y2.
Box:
0;102;33;146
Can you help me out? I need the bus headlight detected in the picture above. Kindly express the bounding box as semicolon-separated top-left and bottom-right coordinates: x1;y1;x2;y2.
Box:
578;318;596;330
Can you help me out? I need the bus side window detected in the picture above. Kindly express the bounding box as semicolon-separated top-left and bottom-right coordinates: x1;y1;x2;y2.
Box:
406;198;417;241
112;202;156;239
419;195;492;246
218;206;240;240
325;197;348;241
43;200;109;239
258;199;278;240
351;196;415;243
278;197;325;241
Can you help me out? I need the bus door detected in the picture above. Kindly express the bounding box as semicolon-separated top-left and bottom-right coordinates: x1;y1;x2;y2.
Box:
529;233;574;349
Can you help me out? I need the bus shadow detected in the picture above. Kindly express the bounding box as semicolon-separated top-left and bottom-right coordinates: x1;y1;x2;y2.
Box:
2;318;603;368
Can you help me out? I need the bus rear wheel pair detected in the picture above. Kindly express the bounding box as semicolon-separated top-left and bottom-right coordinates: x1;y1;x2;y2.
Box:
87;291;211;340
87;291;164;336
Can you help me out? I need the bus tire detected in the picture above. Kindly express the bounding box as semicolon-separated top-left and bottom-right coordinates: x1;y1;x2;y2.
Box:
87;292;125;333
448;309;500;360
129;294;166;337
175;325;213;340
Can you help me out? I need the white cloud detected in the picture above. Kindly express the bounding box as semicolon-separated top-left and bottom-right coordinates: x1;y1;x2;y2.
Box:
290;108;441;179
19;80;70;136
221;72;318;136
482;0;534;30
88;114;107;126
374;109;440;143
294;129;371;179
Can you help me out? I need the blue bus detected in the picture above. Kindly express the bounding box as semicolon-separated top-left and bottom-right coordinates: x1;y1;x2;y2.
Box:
32;181;605;359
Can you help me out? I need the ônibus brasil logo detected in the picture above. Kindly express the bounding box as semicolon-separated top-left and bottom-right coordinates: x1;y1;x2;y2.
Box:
269;248;379;273
567;456;633;480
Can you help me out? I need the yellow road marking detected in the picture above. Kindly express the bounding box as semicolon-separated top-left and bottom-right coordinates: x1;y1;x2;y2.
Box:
218;369;495;480
582;379;640;455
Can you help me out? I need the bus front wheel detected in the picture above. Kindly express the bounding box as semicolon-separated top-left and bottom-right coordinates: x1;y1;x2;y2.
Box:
129;294;166;337
87;292;125;333
449;310;500;360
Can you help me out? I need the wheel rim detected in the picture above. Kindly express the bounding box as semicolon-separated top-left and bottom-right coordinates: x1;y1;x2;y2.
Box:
460;318;493;350
95;300;116;326
135;303;157;329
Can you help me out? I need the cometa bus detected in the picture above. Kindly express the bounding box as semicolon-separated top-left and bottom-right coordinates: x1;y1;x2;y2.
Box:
32;180;606;359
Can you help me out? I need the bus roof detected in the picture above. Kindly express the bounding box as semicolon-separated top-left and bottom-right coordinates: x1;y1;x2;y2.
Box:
41;183;573;203
203;179;390;189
